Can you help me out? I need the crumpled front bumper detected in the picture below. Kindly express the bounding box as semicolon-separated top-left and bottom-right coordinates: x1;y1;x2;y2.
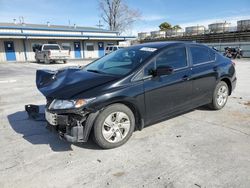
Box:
45;106;99;143
45;109;87;143
46;121;85;143
25;104;99;143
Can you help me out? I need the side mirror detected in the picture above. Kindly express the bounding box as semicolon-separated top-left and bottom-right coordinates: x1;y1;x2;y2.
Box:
155;66;174;76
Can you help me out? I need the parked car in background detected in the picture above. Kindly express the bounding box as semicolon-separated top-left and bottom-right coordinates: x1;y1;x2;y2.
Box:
105;45;124;55
36;42;236;149
35;44;70;64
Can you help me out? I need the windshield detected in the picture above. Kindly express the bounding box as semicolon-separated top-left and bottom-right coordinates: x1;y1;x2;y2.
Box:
84;46;157;76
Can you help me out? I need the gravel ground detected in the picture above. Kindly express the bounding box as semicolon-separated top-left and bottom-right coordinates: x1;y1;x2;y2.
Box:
0;59;250;188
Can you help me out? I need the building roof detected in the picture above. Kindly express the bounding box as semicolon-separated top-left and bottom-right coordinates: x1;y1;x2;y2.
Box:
0;22;117;33
0;22;136;41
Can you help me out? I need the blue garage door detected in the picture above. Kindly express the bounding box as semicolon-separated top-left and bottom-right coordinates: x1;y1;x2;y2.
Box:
98;42;105;57
4;41;16;61
74;42;82;58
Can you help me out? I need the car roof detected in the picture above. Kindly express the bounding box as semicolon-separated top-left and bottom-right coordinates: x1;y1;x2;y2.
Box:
43;44;59;46
133;41;200;49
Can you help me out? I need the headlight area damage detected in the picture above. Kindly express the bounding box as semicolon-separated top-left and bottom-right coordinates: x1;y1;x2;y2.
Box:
44;103;99;143
26;103;99;143
25;67;117;143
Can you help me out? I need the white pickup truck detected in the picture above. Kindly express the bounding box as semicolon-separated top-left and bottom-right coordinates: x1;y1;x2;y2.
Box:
35;44;70;64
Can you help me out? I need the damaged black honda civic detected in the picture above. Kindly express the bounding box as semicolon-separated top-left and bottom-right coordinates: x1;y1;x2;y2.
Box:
36;42;236;149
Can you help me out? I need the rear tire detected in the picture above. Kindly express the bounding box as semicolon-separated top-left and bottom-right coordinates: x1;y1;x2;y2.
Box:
93;104;135;149
209;81;229;110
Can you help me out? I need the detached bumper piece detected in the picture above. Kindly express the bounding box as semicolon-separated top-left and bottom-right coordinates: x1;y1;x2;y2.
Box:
25;104;45;121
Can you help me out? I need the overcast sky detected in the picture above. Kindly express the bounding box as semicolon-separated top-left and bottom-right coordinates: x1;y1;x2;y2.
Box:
0;0;250;35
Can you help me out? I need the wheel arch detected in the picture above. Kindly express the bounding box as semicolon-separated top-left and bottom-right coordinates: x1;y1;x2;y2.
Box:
113;101;143;131
220;77;232;95
98;100;143;131
83;100;144;142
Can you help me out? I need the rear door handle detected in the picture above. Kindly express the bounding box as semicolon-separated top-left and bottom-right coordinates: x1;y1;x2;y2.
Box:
182;75;190;81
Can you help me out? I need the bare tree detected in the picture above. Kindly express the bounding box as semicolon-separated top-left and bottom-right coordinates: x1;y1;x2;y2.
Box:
99;0;140;34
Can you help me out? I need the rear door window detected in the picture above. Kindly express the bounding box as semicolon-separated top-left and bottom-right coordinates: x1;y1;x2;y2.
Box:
209;49;216;61
190;45;211;65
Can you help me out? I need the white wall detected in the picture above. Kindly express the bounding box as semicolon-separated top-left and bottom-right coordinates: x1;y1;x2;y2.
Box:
83;40;118;59
0;40;6;62
14;39;26;61
0;39;120;62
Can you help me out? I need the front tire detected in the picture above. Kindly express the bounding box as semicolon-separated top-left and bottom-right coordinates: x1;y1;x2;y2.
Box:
209;81;229;110
44;56;50;64
93;104;135;149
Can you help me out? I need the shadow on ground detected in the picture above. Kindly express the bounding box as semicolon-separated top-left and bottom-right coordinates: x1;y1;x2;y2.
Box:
7;106;100;152
7;104;212;152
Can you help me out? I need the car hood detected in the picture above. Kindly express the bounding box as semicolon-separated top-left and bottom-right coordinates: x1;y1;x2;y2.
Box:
36;67;118;99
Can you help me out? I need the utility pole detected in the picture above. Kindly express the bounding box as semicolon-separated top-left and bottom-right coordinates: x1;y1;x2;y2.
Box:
96;20;103;29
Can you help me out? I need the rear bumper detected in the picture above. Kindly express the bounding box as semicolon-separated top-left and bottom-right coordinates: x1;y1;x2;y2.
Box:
48;56;69;60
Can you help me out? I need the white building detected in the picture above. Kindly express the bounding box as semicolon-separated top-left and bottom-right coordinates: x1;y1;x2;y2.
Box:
0;22;135;62
150;31;166;38
138;32;151;40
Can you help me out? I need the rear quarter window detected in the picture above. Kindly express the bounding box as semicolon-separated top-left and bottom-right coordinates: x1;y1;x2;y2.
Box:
190;46;212;65
209;49;216;61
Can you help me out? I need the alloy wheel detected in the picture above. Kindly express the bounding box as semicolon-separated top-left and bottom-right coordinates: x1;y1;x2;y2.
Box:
102;112;131;143
216;85;228;106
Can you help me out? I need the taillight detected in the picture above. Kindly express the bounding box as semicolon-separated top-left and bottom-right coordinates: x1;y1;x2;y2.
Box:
231;61;236;66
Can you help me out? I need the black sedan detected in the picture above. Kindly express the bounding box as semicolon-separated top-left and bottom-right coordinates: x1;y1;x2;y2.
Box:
36;42;237;149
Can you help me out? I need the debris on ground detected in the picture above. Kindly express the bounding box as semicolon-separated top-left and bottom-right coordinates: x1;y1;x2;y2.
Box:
25;104;45;121
194;183;201;188
113;172;125;177
244;101;250;107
